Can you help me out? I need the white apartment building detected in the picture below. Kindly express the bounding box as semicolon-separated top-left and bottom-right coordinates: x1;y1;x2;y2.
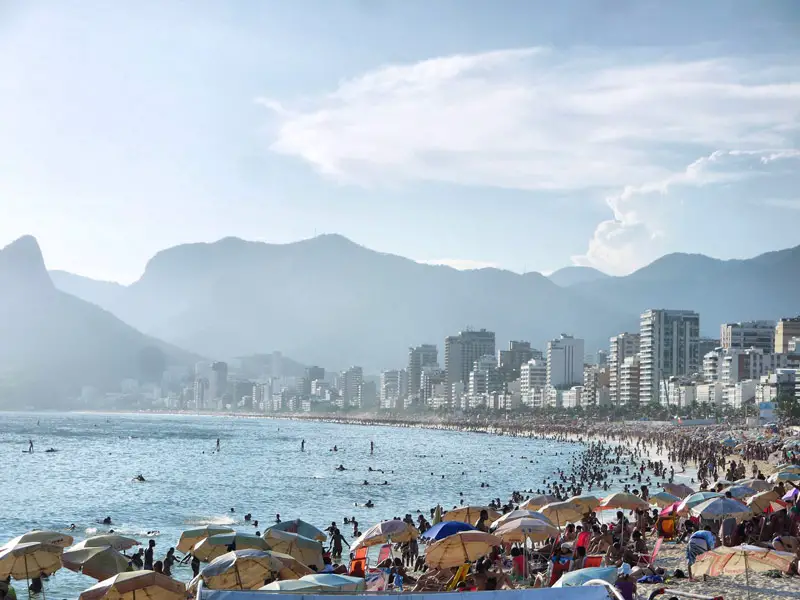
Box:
696;382;724;407
721;320;775;351
468;355;499;397
562;386;583;409
583;364;610;407
339;366;363;408
640;309;700;404
703;350;722;383
546;334;585;389
520;358;547;396
665;378;696;409
380;369;401;409
609;333;640;406
619;355;641;406
729;380;757;410
445;329;495;402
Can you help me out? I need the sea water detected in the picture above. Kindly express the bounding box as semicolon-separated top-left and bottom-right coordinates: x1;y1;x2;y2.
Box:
1;412;587;598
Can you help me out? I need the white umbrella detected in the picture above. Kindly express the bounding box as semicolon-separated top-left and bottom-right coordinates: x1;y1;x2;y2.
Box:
691;497;752;522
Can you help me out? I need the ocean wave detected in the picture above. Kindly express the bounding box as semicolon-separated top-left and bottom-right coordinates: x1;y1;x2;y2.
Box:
183;516;236;526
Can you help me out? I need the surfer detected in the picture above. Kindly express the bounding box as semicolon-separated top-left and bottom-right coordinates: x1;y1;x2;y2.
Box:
301;439;305;452
215;438;220;452
370;441;374;455
28;439;33;453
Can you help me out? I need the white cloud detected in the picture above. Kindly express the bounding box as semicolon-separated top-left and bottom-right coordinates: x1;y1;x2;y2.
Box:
416;258;499;271
261;48;799;192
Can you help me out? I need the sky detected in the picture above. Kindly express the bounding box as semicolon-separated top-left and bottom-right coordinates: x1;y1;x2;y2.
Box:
1;0;799;283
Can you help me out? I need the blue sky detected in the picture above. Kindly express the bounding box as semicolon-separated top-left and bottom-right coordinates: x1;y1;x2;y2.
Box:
1;0;799;282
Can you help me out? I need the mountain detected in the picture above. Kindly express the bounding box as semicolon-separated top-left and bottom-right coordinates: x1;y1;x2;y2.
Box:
0;236;197;407
49;270;126;309
48;235;800;372
48;235;633;370
547;266;610;287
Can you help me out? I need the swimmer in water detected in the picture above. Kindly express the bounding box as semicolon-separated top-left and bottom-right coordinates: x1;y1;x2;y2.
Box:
216;438;220;452
102;516;112;525
134;474;146;482
301;439;305;452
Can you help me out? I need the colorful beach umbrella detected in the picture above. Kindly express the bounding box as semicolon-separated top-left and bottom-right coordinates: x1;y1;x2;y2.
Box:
490;510;554;529
192;533;269;562
678;491;723;514
1;531;74;551
519;495;558;510
79;570;185;600
691;497;752;521
351;520;418;550
649;491;681;508
420;521;475;541
441;506;500;525
659;501;683;517
492;518;558;543
691;544;795;600
425;531;501;569
176;526;234;554
264;520;326;542
62;546;131;581
746;490;783;515
261;529;323;571
71;535;140;552
596;492;649;512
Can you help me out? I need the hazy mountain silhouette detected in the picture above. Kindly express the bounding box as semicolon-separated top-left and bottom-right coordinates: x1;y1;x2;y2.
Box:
547;266;609;287
0;236;197;407
47;235;800;372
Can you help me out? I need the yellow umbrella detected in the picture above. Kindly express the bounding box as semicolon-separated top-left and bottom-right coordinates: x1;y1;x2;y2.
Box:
192;534;269;563
492;518;559;544
193;550;312;591
540;501;583;527
490;510;554;529
519;495;558;510
62;546;131;581
176;527;234;554
425;531;502;569
566;495;600;513
71;536;140;552
596;492;650;512
0;542;63;579
79;570;185;600
2;531;74;550
442;506;500;525
351;520;418;550
691;544;795;600
261;530;323;571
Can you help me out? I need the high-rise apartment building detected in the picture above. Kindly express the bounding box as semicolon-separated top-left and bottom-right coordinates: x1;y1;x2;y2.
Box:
721;321;775;352
468;355;500;397
444;329;495;401
639;309;700;404
208;361;229;407
546;334;584;389
775;317;800;353
520;358;547;397
408;344;438;399
380;369;401;409
497;341;536;381
339;366;363;408
619;355;641;406
609;333;640;406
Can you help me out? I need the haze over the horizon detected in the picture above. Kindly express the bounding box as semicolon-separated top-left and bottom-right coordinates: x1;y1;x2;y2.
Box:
2;1;799;283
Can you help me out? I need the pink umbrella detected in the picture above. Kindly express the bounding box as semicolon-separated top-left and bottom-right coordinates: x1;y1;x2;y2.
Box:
659;501;683;517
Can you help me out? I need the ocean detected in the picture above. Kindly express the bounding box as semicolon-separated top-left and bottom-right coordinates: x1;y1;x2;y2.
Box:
0;412;587;598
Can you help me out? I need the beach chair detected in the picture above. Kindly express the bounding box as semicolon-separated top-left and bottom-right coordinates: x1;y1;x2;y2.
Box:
637;536;663;569
349;546;368;577
584;555;604;568
376;543;392;565
446;563;470;591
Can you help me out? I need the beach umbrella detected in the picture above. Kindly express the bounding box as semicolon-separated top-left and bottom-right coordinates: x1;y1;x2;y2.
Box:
565;495;600;513
490;510;554;529
62;546;131;581
677;491;723;514
649;491;681;508
425;531;501;569
441;506;500;525
691;544;795;600
492;518;558;544
721;485;757;499
596;492;649;512
1;531;74;551
421;521;475;541
351;520;418;550
261;530;323;571
735;479;773;492
176;526;234;554
79;570;185;600
297;574;366;592
662;482;694;497
192;533;269;563
259;580;335;592
768;471;800;483
264;520;326;542
659;501;684;517
0;542;63;600
691;497;752;522
722;437;738;447
519;495;558;510
782;487;799;502
432;505;442;525
71;535;140;552
777;464;800;474
552;567;617;588
747;490;788;515
195;550;311;590
539;501;584;526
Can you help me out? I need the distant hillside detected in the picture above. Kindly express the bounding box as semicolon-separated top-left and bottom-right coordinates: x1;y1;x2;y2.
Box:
547;266;610;287
0;237;197;408
48;235;800;372
49;270;126;309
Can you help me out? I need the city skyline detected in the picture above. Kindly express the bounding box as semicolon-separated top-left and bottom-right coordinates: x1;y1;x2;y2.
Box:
2;2;799;282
